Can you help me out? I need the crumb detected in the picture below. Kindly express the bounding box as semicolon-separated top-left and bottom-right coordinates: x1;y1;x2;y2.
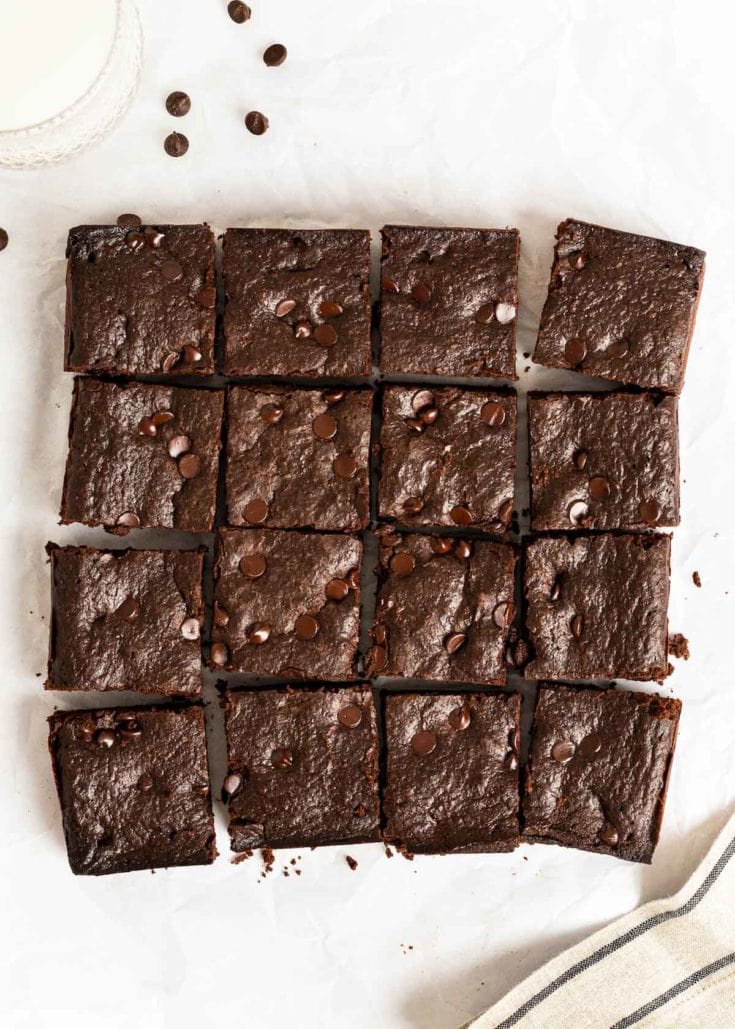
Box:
398;844;414;862
230;851;252;864
524;365;530;373
384;844;393;859
295;868;302;875
345;855;358;871
523;855;528;861
693;571;702;588
150;868;156;875
35;672;41;677
261;847;275;875
523;352;530;359
283;869;289;877
290;857;296;865
668;633;690;660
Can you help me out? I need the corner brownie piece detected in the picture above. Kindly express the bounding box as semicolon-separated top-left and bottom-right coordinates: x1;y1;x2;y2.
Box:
222;228;372;377
226;386;372;531
65;224;216;375
211;528;361;679
383;691;521;853
368;532;517;685
377;385;516;531
533;219;705;393
48;704;216;875
528;391;679;531
524;534;671;682
223;686;380;850
46;545;204;696
523;684;681;863
379;225;520;379
61;378;224;533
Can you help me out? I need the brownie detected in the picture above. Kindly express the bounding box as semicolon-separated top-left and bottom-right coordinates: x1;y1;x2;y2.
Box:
524;534;671;682
533;219;705;393
61;378;224;533
222;228;372;377
383;691;521;853
46;545;204;696
211;528;362;679
223;686;380;850
225;386;372;531
523;684;681;863
378;225;520;379
48;704;217;875
65;224;216;376
377;385;516;531
368;531;517;685
528;391;680;531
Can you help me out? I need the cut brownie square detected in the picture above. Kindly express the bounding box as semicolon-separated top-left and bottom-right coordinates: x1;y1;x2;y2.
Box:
225;386;372;531
48;704;217;875
46;545;204;696
222;228;372;377
211;528;362;680
523;683;681;863
533;219;705;393
368;531;517;685
377;385;516;532
528;391;679;531
223;685;380;850
524;534;671;682
61;378;224;533
383;691;521;853
378;225;520;379
65;224;216;376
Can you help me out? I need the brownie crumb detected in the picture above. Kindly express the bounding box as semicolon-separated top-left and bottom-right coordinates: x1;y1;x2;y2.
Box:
384;845;393;858
345;855;358;871
693;570;702;588
261;847;275;874
231;850;252;864
668;633;690;660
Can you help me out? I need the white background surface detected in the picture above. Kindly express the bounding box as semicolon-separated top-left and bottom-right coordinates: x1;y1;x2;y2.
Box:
2;2;735;1027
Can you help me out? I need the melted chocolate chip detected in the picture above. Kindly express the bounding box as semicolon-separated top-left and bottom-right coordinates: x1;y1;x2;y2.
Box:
381;278;400;294
337;704;363;728
411;282;432;304
261;403;284;424
444;631;467;654
325;578;349;601
244;498;269;524
168;434;191;458
589;475;611;500
411;730;437;756
573;449;588;470
312;413;338;439
333;454;358;479
639;498;661;524
570;613;585;639
403;496;424;515
313;323;338;347
275;298;296;317
177;453;201;479
411;389;435;412
454;539;473;560
271;747;294;769
240;554;267;579
390;552;415;575
475;304;495;325
319;301;343;318
294;614;319;640
430;537;454;556
117;213;141;229
564;337;587;366
116;597;140;621
481;401;506;427
247;623;271;645
598;822;620;847
180;617;200;640
578;732;602;758
551;740;575;762
450;505;474;526
210;642;229;666
448;706;471;731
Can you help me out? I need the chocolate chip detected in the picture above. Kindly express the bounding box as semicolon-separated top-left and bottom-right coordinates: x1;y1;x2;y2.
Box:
495;302;516;324
116;597;140;621
294;320;312;339
161;352;179;373
551;740;575;762
96;729;116;749
245;111;269;135
403;496;424;515
498;498;514;526
313;323;338;347
608;339;629;359
138;773;154;791
125;230;145;251
411;730;436;756
573;449;588;470
326;578;349;601
178;453;201;478
368;644;387;673
240;554;267;579
274;299;296;318
492;601;515;628
180;617;200;640
373;624;386;644
138;416;157;436
448;706;470;731
222;773;242;799
589;475;611;500
338;704;362;728
0;228;7;251
405;418;425;434
550;576;562;602
431;537;454;556
166;91;191;117
271;747;293;769
168;434;191;458
152;410;174;427
381;278;400;294
119;721;143;739
411;389;435;412
182;345;202;364
568;499;590;525
347;568;361;590
453;539;473;559
227;1;251;22
599;823;619;847
411;282;432;304
164;131;189;157
117;213;141;228
333;454;358;479
504;752;519;771
294;614;319;640
196;286;217;309
323;390;345;405
564;338;587;366
319;301;343;318
420;406;439;426
639;498;661;524
213;602;230;627
116;511;140;528
313;413;338;439
145;227;165;248
450;505;474;526
475;304;495;325
161;259;184;282
244;498;269;523
570;613;584;639
261;403;284;424
210;642;229;667
390;552;415;575
246;623;271;645
578;732;602;758
568;252;586;270
444;631;467;654
481;401;506;427
263;43;287;66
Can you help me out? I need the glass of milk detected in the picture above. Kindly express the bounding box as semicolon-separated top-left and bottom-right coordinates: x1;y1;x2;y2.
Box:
0;0;142;168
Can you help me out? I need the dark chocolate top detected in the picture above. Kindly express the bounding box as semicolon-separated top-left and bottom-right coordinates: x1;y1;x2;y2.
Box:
528;391;679;531
46;545;203;696
226;386;372;531
223;228;372;377
65;224;216;376
48;704;216;875
61;378;224;533
523;684;681;863
379;225;519;379
212;528;362;679
369;531;517;685
524;533;671;682
378;385;516;531
383;691;521;853
224;686;380;850
534;219;705;393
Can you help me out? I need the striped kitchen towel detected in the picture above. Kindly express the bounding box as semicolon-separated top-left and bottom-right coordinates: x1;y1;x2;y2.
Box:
471;810;735;1028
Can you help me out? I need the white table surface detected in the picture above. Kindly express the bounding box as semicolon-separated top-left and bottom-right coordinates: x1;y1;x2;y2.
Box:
2;2;734;1026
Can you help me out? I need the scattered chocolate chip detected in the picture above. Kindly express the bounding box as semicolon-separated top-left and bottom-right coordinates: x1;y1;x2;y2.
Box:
551;740;575;762
450;505;474;526
116;511;140;528
550;576;562;602
373;624;387;645
196;286;217;309
492;601;515;628
222;773;242;799
589;475;611;500
411;389;435;412
448;706;470;731
381;278;400;294
96;729;116;749
261;403;284;425
390;552;415;575
326;578;349;601
227;0;251;22
504;752;519;771
573;449;588;470
275;299;296;318
323;389;345;405
138;416;157;436
213;603;230;627
431;537;454;556
313;323;338;347
119;721;143;739
245;111;269;135
578;732;602;758
240;554;267;579
294;320;312;339
313;412;338;439
145;226;165;248
153;410;174;426
247;623;271;645
117;213;141;229
294;614;319;640
345;855;359;871
263;43;288;67
568;499;590;525
495;301;516;324
475;303;495;325
564;337;587;366
178;453;201;478
116;596;140;621
411;282;432;304
164;131;189;157
570;613;584;639
168;434;191;458
411;730;437;756
693;570;702;588
161;352;179;373
348;568;361;590
420;406;439;426
338;704;363;728
454;539;473;560
138;773;154;791
182;345;202;364
333;454;358;479
608;339;629;359
319;301;343;318
244;498;269;523
444;631;467;655
598;822;619;847
210;642;229;667
180;617;200;640
125;230;145;251
271;747;293;769
161;259;184;282
403;496;424;515
498;498;514;526
368;644;387;673
405;418;425;434
639;498;661;524
568;252;587;270
166;91;191;117
480;401;506;427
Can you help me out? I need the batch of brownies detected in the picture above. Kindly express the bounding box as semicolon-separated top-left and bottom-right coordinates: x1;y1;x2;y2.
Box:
46;216;705;875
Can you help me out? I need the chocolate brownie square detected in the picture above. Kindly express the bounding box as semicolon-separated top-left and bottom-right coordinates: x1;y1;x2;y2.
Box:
528;391;680;531
65;224;216;375
48;704;217;875
383;691;521;853
225;386;372;531
211;528;362;679
377;385;516;531
61;378;224;533
524;534;671;682
523;684;681;863
46;545;204;696
378;225;520;379
533;219;705;393
223;686;380;851
368;531;517;685
222;228;372;377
